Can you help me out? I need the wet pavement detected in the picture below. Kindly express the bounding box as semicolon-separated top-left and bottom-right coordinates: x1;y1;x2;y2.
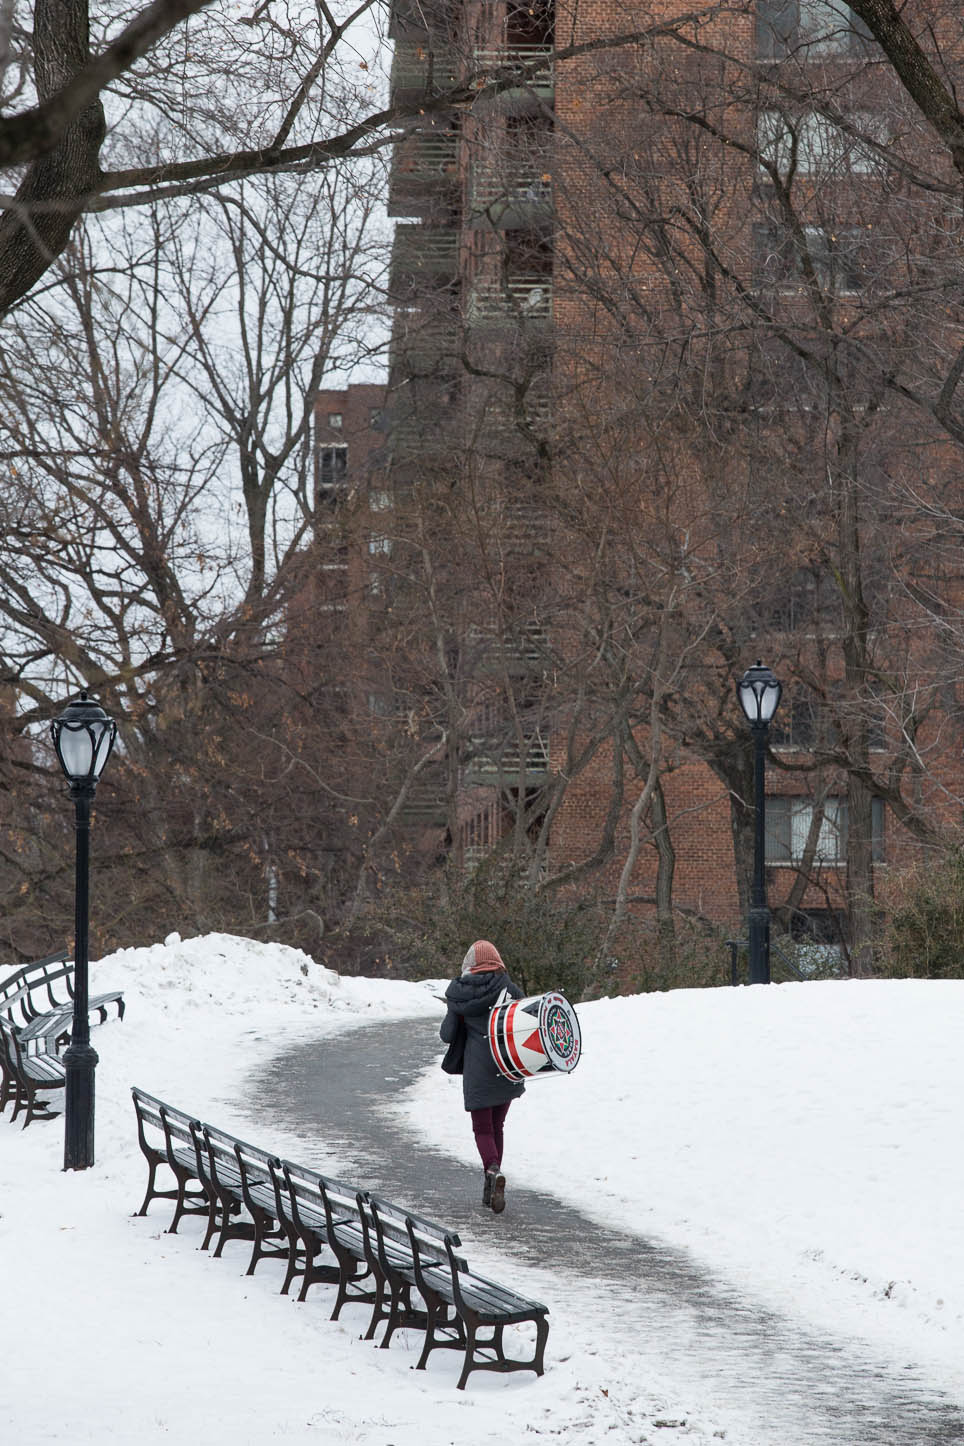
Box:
251;1016;964;1445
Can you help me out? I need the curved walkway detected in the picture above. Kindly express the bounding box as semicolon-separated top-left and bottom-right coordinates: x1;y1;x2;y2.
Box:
252;1016;964;1446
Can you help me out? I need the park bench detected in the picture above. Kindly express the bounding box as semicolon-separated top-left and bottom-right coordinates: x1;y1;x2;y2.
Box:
1;959;125;1129
408;1224;549;1389
315;1172;392;1325
129;1089;551;1388
131;1087;209;1232
0;1015;26;1114
0;951;69;1010
366;1195;466;1351
272;1159;370;1308
1;952;124;1043
190;1122;289;1275
0;1016;66;1125
0;1015;67;1126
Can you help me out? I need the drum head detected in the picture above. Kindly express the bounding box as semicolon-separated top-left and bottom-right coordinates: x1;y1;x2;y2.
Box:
539;991;581;1072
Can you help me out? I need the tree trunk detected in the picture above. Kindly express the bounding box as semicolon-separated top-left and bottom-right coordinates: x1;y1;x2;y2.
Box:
835;422;876;975
0;1;105;313
649;776;677;972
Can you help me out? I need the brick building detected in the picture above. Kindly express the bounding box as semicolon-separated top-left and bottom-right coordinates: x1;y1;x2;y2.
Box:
377;0;964;968
288;384;388;651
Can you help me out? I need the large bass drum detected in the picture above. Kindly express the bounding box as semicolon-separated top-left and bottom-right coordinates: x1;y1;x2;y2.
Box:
487;990;582;1082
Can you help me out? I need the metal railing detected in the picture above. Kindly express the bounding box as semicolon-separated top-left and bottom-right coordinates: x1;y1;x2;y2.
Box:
471;167;552;210
391;225;459;271
726;937;806;985
391;132;459;179
468;391;553;432
467;621;551;667
464;732;551;780
390;43;460;96
467;274;552;323
474;45;554;95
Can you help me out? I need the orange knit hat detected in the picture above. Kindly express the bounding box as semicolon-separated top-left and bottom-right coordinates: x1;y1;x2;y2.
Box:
461;940;506;975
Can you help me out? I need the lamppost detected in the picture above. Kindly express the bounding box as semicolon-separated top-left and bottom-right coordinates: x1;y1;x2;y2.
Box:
737;660;782;985
51;692;116;1170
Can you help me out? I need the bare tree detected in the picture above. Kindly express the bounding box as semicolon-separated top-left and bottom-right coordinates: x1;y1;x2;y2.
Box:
0;148;390;951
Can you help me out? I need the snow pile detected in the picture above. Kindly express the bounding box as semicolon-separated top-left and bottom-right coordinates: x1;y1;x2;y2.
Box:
5;932;964;1444
88;930;441;1122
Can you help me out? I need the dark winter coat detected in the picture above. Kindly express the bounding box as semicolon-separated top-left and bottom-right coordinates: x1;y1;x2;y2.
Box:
440;969;526;1112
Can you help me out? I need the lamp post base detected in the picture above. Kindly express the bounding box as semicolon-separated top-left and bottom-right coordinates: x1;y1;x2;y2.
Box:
747;906;771;986
63;1041;99;1170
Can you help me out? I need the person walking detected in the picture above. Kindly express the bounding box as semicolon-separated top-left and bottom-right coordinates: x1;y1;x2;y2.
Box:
440;939;525;1213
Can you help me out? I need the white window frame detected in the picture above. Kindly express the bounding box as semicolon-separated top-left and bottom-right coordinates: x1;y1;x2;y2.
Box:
758;109;886;178
766;795;885;866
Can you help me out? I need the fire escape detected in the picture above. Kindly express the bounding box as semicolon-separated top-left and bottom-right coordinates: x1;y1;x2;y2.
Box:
387;0;556;854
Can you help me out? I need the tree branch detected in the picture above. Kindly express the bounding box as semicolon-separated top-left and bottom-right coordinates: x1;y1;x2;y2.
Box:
0;0;215;168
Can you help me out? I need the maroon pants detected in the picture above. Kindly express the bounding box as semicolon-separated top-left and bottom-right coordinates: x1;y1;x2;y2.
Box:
470;1102;511;1172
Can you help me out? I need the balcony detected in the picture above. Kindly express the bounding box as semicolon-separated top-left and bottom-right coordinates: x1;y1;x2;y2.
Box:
473;45;554;109
467;622;551;672
384;392;461;460
501;497;552;551
463;388;552;460
388;225;459;302
390;42;460;103
463;731;551;785
467;274;552;327
470;165;552;231
389;307;462;379
388;124;460;217
387;417;455;459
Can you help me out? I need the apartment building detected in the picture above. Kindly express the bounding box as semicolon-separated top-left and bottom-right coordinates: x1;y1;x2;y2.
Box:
378;0;964;965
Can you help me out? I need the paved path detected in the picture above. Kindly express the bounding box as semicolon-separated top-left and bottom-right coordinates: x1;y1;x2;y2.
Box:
252;1016;964;1446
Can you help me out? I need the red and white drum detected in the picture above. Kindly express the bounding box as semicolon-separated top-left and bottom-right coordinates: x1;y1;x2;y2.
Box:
488;991;582;1082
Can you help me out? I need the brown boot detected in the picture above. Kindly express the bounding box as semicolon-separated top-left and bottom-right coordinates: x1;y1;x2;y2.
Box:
489;1169;506;1214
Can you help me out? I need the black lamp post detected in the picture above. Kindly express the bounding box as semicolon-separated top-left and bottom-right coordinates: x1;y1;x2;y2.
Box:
737;660;782;985
51;692;116;1170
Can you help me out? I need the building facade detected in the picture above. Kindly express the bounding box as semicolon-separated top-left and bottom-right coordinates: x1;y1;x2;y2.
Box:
378;0;964;970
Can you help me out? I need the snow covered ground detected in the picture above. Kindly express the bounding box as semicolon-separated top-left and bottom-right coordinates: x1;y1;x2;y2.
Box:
5;932;964;1444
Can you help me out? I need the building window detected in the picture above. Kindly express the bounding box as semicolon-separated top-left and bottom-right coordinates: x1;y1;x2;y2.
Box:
758;109;886;178
327;412;343;429
768;693;822;750
766;795;885;865
757;0;872;59
318;445;348;506
753;222;867;294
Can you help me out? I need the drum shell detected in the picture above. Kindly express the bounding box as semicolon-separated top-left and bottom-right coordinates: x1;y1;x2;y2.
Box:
487;990;582;1082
